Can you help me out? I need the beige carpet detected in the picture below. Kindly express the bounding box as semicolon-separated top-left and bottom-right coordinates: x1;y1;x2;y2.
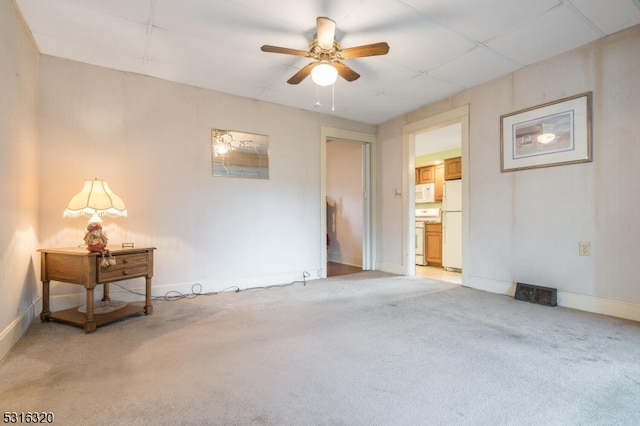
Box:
2;272;640;425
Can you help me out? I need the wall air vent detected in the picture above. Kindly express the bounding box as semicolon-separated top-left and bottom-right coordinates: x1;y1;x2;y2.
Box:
514;282;557;307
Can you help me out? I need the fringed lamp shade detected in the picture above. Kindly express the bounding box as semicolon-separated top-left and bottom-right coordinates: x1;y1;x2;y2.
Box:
63;179;127;224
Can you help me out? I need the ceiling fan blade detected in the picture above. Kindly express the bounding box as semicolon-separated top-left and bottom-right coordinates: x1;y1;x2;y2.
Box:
261;45;310;57
316;17;336;50
333;61;360;82
339;42;390;59
287;62;316;84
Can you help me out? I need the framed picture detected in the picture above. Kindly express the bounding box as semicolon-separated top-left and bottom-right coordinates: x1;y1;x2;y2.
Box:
211;129;269;179
500;92;592;172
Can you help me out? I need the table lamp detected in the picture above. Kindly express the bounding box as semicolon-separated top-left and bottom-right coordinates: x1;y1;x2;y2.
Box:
63;178;127;251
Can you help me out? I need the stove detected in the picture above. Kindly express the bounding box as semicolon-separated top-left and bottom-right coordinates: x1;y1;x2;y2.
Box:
415;208;441;223
415;208;441;266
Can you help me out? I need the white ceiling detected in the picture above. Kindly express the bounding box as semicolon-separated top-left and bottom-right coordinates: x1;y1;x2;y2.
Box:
14;0;640;125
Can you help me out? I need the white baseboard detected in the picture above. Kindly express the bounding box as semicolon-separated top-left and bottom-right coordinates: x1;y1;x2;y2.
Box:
376;261;404;275
47;274;323;308
557;291;640;322
0;297;42;362
466;275;515;295
466;275;640;323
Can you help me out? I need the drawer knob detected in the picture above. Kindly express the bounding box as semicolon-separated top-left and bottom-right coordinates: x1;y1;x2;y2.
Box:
122;270;129;275
123;259;129;264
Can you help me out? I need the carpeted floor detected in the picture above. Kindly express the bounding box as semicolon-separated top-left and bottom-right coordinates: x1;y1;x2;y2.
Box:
2;272;640;425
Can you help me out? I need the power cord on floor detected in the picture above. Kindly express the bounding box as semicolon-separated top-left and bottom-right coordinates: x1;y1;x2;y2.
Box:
109;282;239;301
162;284;241;300
243;271;310;292
110;270;312;301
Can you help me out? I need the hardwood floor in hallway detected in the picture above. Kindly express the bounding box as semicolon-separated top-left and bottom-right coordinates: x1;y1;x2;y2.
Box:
326;262;461;284
327;262;362;277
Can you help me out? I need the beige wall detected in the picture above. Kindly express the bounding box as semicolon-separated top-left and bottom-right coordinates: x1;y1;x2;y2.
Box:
377;24;640;319
0;0;40;359
37;56;375;303
1;0;375;356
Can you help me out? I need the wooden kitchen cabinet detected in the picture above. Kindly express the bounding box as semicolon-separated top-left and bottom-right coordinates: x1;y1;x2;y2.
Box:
416;166;435;184
425;223;442;265
444;156;462;180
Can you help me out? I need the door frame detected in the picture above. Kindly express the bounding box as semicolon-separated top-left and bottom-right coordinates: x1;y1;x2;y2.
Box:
321;127;376;277
401;105;469;277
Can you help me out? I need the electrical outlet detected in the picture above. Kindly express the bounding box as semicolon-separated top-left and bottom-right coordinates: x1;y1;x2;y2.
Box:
579;241;591;256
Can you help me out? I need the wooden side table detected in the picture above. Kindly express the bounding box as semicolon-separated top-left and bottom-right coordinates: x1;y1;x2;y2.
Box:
39;246;155;333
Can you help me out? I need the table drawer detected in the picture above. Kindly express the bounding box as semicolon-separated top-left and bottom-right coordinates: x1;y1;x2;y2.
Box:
98;252;150;282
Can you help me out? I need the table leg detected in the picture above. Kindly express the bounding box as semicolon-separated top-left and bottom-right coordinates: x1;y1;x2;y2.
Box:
144;276;153;315
84;286;96;333
102;282;110;301
40;280;51;322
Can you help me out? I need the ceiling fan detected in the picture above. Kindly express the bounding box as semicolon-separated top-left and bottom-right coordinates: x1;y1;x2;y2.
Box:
261;17;390;86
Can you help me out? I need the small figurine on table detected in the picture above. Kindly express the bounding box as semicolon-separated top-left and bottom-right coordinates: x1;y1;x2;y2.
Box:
84;222;108;252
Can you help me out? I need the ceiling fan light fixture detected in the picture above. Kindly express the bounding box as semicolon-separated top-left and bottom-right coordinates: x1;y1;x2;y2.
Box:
311;62;338;86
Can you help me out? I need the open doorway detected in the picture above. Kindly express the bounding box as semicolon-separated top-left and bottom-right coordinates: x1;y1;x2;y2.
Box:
401;105;469;282
321;127;376;278
326;140;364;276
415;124;462;284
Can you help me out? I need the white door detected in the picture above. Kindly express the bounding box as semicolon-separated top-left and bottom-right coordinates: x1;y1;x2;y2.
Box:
443;180;462;212
442;179;462;270
442;211;462;270
415;224;425;265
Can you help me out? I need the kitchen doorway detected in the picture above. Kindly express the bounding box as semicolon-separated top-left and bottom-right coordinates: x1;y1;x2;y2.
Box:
415;124;462;283
321;127;376;278
401;105;469;280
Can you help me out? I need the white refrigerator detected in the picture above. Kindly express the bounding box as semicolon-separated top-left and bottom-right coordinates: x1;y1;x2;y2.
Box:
442;179;462;271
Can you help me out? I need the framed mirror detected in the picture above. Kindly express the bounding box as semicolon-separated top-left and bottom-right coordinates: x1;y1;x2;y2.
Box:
211;129;269;179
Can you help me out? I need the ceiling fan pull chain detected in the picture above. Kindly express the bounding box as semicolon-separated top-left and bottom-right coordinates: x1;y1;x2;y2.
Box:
332;83;335;112
314;84;321;109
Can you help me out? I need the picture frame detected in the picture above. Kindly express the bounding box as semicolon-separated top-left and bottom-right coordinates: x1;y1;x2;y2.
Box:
500;92;592;172
211;129;269;179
